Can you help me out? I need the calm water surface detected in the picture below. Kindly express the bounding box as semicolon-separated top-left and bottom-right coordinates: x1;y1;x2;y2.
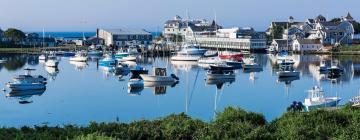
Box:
0;53;359;127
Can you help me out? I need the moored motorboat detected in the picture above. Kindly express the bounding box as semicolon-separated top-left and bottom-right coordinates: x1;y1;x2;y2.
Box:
99;54;116;67
38;54;46;60
121;55;137;61
6;68;47;91
44;55;59;67
0;59;7;63
171;55;201;61
177;43;207;56
69;51;88;62
225;59;243;68
198;57;222;64
140;67;179;82
304;86;341;111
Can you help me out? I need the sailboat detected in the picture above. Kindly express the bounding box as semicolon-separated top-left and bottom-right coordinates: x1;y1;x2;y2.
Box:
38;29;47;60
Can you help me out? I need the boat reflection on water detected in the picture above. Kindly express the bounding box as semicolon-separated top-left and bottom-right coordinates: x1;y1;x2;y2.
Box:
206;78;235;88
144;81;179;95
277;76;300;96
44;66;59;80
242;67;263;73
6;89;46;104
171;61;199;71
69;61;88;71
206;78;235;118
277;76;300;85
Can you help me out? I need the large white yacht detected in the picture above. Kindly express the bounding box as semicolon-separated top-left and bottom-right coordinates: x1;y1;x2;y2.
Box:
6;69;47;91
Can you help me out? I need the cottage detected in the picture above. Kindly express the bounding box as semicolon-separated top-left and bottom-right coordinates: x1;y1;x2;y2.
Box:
271;39;290;52
97;28;152;47
292;39;322;51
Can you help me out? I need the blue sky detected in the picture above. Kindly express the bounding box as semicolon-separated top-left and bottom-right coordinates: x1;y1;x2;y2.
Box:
0;0;359;32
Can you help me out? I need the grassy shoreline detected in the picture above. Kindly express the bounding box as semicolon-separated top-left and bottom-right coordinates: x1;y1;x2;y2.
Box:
0;105;360;139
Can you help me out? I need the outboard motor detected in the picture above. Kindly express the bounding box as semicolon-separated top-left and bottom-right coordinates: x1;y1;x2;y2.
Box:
170;74;179;81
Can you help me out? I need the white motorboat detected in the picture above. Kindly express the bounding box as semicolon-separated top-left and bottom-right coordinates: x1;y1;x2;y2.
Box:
11;68;47;84
6;68;47;91
69;51;88;62
177;43;207;56
171;55;201;61
0;59;7;63
121;55;137;61
206;70;235;80
242;56;261;70
115;51;129;58
38;54;46;60
44;55;59;67
99;54;116;67
198;57;222;64
128;45;139;55
304;86;341;111
70;61;88;70
140;67;179;82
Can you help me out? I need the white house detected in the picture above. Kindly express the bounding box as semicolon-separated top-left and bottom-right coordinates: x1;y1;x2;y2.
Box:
271;39;290;52
292;39;322;51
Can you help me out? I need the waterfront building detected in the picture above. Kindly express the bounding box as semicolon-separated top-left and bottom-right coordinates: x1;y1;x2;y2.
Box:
186;27;267;51
163;15;222;38
268;13;355;48
292;39;323;52
271;39;289;52
97;28;152;47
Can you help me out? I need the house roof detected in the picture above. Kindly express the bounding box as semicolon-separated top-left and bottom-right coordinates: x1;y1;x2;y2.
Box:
296;39;321;44
102;29;151;35
273;39;288;45
320;22;339;27
345;12;354;20
307;19;315;24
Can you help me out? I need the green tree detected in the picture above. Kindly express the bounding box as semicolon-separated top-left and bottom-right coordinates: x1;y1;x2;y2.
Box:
3;28;26;43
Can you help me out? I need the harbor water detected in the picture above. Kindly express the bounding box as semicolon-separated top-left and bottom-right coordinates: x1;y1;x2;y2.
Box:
0;53;359;127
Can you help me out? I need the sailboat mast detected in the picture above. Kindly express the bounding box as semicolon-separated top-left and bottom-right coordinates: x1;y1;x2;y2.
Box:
42;28;45;48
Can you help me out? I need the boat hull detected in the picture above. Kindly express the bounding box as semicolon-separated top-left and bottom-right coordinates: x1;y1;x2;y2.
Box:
277;71;300;77
69;57;88;62
305;98;341;111
140;74;176;82
45;60;59;67
207;73;235;80
171;55;201;61
6;83;46;91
